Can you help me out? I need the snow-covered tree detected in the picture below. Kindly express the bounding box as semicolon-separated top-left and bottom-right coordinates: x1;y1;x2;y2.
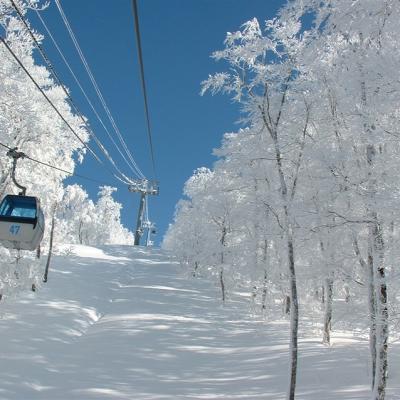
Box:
85;186;134;246
164;1;400;399
56;184;94;245
0;0;91;298
0;1;135;299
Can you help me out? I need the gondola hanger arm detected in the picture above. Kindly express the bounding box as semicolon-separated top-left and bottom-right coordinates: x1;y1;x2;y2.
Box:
7;147;27;196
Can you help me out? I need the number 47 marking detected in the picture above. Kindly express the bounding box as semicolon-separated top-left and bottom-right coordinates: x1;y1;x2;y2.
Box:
10;225;20;235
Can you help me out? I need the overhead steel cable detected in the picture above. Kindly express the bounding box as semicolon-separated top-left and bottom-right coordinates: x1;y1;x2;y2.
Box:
131;0;157;180
0;36;99;161
0;142;115;186
34;7;145;182
9;0;133;184
54;0;146;180
0;35;131;186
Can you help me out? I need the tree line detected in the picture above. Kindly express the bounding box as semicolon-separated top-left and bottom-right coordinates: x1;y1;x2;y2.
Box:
0;2;134;299
163;1;400;399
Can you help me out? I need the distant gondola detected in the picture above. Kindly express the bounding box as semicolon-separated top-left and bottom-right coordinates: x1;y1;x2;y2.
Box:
0;195;45;251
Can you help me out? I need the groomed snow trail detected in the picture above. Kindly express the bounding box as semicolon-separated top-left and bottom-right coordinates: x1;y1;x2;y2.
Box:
0;245;398;399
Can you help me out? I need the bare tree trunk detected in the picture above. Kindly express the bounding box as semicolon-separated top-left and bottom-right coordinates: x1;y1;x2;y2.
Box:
43;206;57;283
344;284;350;303
219;224;227;303
261;270;268;312
360;53;389;395
353;233;377;388
367;236;377;388
261;239;269;312
251;285;258;306
366;144;379;390
319;237;334;345
219;266;225;302
78;219;83;244
284;295;291;315
258;75;308;400
323;275;333;345
287;228;298;400
193;261;199;277
271;136;299;400
373;266;388;400
372;219;388;400
365;149;388;399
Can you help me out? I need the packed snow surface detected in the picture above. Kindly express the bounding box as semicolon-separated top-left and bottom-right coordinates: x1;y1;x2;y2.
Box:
0;245;398;399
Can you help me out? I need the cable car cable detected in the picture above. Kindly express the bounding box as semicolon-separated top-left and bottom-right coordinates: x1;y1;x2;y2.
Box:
0;36;98;163
9;0;137;184
35;8;146;181
0;36;131;186
54;0;146;180
0;142;116;186
131;0;157;180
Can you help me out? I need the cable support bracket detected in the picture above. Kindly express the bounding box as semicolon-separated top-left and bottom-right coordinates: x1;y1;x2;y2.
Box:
7;147;27;196
128;179;159;195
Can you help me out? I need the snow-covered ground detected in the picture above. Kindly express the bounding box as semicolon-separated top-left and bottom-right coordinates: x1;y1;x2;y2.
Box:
0;245;398;399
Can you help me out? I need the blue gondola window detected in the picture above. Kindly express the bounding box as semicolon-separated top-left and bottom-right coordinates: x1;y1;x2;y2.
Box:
0;196;37;219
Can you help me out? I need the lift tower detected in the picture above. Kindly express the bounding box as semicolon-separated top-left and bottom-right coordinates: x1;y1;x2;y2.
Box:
128;180;159;245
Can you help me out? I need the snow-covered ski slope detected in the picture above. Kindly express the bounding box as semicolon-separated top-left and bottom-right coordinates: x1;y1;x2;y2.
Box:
0;245;398;400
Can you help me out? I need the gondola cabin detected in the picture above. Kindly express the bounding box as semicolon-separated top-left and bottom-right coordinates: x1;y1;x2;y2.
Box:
0;195;45;251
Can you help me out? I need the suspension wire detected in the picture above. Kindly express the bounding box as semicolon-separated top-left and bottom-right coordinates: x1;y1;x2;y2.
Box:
0;142;115;186
131;0;157;180
34;6;145;182
0;35;132;186
1;37;97;163
54;0;146;180
8;0;134;184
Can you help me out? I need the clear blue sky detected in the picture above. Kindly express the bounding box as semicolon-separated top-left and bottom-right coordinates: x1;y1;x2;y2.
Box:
29;0;284;244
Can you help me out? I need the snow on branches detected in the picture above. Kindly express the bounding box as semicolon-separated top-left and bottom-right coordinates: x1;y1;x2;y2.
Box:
165;1;400;399
0;1;134;301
